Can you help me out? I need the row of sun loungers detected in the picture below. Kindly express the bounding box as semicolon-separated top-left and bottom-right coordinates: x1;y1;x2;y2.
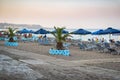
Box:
78;41;120;55
1;36;120;55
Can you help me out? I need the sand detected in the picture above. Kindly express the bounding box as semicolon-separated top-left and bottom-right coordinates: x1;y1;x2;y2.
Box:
0;50;118;80
0;41;120;61
0;41;120;80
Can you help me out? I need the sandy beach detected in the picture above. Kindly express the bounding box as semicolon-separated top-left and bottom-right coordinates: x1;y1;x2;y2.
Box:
0;41;120;80
1;0;120;79
0;41;120;61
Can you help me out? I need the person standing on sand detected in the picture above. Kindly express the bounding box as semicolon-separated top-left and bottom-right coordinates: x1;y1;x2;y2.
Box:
24;34;27;38
0;32;2;37
43;34;47;39
38;35;43;42
43;34;48;44
101;38;104;43
109;39;116;48
95;37;99;43
39;35;42;39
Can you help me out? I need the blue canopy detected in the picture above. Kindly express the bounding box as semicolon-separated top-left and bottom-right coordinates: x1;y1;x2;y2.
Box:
51;30;69;34
71;29;91;35
34;28;49;34
102;27;120;39
103;27;120;34
29;30;34;33
92;29;105;35
19;29;30;34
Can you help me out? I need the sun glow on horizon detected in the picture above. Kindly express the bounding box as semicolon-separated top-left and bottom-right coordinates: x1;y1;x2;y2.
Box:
0;0;120;29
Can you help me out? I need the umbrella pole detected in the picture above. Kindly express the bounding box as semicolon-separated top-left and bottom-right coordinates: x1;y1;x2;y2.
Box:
99;35;101;40
80;35;82;41
109;34;111;40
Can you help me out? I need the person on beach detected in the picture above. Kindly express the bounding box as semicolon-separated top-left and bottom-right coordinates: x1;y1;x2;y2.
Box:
38;35;43;42
95;37;99;43
24;34;27;38
109;39;117;53
39;35;42;39
101;38;105;43
28;33;32;38
43;34;47;39
91;38;95;44
88;39;92;44
43;34;47;41
0;32;2;37
109;39;116;48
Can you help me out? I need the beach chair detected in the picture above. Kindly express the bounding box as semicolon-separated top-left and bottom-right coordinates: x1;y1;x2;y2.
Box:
86;43;97;51
38;38;50;45
21;37;27;42
78;43;86;50
104;42;118;55
0;37;4;41
32;36;39;42
82;43;94;51
63;42;71;49
38;38;43;44
78;42;94;51
116;50;120;55
115;41;120;47
13;36;18;41
95;43;105;53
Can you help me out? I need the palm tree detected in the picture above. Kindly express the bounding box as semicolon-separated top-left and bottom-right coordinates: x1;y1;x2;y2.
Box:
8;27;17;42
51;27;70;50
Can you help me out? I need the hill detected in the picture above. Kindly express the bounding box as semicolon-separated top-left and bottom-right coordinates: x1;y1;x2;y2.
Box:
0;23;43;29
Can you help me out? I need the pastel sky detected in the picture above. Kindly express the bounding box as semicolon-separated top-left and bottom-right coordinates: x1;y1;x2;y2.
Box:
0;0;120;29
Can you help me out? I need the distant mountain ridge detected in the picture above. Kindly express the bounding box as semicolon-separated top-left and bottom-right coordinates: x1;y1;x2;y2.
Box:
0;23;44;29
